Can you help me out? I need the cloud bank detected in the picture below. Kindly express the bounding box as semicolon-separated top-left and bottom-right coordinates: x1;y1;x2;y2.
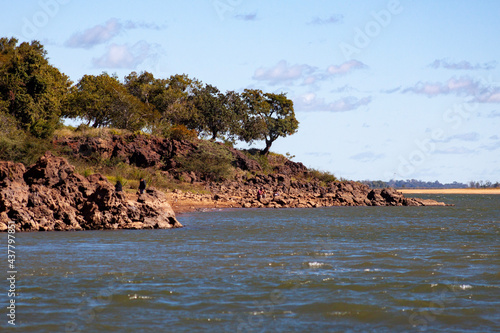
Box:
429;59;496;70
253;60;367;86
295;93;372;112
403;76;500;103
65;18;165;49
92;41;154;69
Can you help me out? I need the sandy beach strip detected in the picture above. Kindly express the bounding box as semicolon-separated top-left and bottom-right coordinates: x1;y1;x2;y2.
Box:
398;188;500;194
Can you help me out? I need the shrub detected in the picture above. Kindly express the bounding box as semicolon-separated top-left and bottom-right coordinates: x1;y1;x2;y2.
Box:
308;169;338;184
176;141;234;181
170;124;198;141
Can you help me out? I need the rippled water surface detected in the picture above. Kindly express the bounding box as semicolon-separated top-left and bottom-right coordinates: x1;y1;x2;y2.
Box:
9;195;500;332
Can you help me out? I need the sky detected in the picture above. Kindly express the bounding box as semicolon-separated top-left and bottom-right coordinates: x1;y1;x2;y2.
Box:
2;0;500;183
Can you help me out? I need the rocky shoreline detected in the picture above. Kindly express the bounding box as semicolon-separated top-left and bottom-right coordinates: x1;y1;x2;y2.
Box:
0;153;181;232
55;134;447;211
1;147;448;232
166;177;447;214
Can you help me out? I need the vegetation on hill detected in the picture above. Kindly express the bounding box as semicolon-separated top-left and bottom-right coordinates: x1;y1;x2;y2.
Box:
0;36;308;192
45;125;338;195
1;37;297;155
4;37;490;191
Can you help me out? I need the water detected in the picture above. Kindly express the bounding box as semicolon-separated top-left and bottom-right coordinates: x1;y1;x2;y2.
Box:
5;195;500;332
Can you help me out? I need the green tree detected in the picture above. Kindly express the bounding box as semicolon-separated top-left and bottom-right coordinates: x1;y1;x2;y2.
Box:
0;37;72;138
124;71;160;132
128;73;201;136
153;74;201;129
68;73;147;131
240;89;299;155
124;71;157;105
193;84;236;140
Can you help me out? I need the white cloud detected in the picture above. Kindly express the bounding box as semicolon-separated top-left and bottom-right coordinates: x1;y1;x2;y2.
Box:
381;86;401;94
65;18;166;49
429;59;496;70
234;12;258;21
123;20;166;30
65;18;121;48
403;77;480;97
92;41;152;69
476;89;500;103
434;132;480;143
403;76;500;103
253;60;367;86
295;93;372;112
331;85;359;93
253;60;316;85
327;60;366;75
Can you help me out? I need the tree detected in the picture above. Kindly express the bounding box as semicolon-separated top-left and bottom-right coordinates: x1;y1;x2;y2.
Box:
240;89;299;155
193;84;235;140
132;73;201;136
124;71;157;105
0;37;72;138
157;74;202;129
67;73;147;131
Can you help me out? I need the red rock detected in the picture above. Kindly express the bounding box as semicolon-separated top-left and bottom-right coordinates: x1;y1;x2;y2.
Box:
0;152;181;232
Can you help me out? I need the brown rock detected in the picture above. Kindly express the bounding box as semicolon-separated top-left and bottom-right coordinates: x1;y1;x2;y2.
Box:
0;152;182;232
228;147;262;172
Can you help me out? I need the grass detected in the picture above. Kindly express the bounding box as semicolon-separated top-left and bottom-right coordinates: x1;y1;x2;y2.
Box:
53;124;131;139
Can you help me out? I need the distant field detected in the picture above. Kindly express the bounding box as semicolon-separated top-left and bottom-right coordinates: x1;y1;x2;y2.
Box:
398;188;500;194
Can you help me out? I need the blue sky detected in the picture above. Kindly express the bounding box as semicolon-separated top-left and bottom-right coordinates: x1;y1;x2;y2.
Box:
3;0;499;183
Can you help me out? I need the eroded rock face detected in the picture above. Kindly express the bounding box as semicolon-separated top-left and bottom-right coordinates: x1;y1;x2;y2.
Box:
0;152;182;232
52;134;447;210
206;176;447;209
55;135;197;170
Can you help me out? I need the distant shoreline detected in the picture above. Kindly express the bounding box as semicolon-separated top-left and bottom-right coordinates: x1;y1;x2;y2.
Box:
398;188;500;194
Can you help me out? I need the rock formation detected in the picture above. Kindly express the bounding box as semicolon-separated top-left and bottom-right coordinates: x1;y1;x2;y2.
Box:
53;134;447;210
0;152;182;232
205;174;447;208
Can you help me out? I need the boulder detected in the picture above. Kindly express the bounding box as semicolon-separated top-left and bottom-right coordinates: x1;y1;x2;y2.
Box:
227;147;262;172
0;152;182;232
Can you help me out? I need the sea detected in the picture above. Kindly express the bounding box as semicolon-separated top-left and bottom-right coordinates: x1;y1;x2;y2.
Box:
5;194;500;332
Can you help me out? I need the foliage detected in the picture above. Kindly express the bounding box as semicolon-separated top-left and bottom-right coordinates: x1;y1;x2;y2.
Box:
67;73;147;131
176;141;235;181
169;124;198;141
0;38;306;191
192;84;237;140
149;73;201;134
307;169;338;184
0;134;52;166
241;149;272;173
0;37;72;138
240;89;299;155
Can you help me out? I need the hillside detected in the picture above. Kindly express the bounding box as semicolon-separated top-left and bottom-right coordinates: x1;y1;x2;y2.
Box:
50;127;446;210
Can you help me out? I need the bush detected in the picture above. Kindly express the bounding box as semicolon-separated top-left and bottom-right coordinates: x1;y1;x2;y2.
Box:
0;124;53;166
241;149;271;173
176;141;234;181
170;124;198;141
308;169;338;184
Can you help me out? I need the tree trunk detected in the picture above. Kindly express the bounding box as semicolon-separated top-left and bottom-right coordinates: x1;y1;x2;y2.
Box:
261;139;272;155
